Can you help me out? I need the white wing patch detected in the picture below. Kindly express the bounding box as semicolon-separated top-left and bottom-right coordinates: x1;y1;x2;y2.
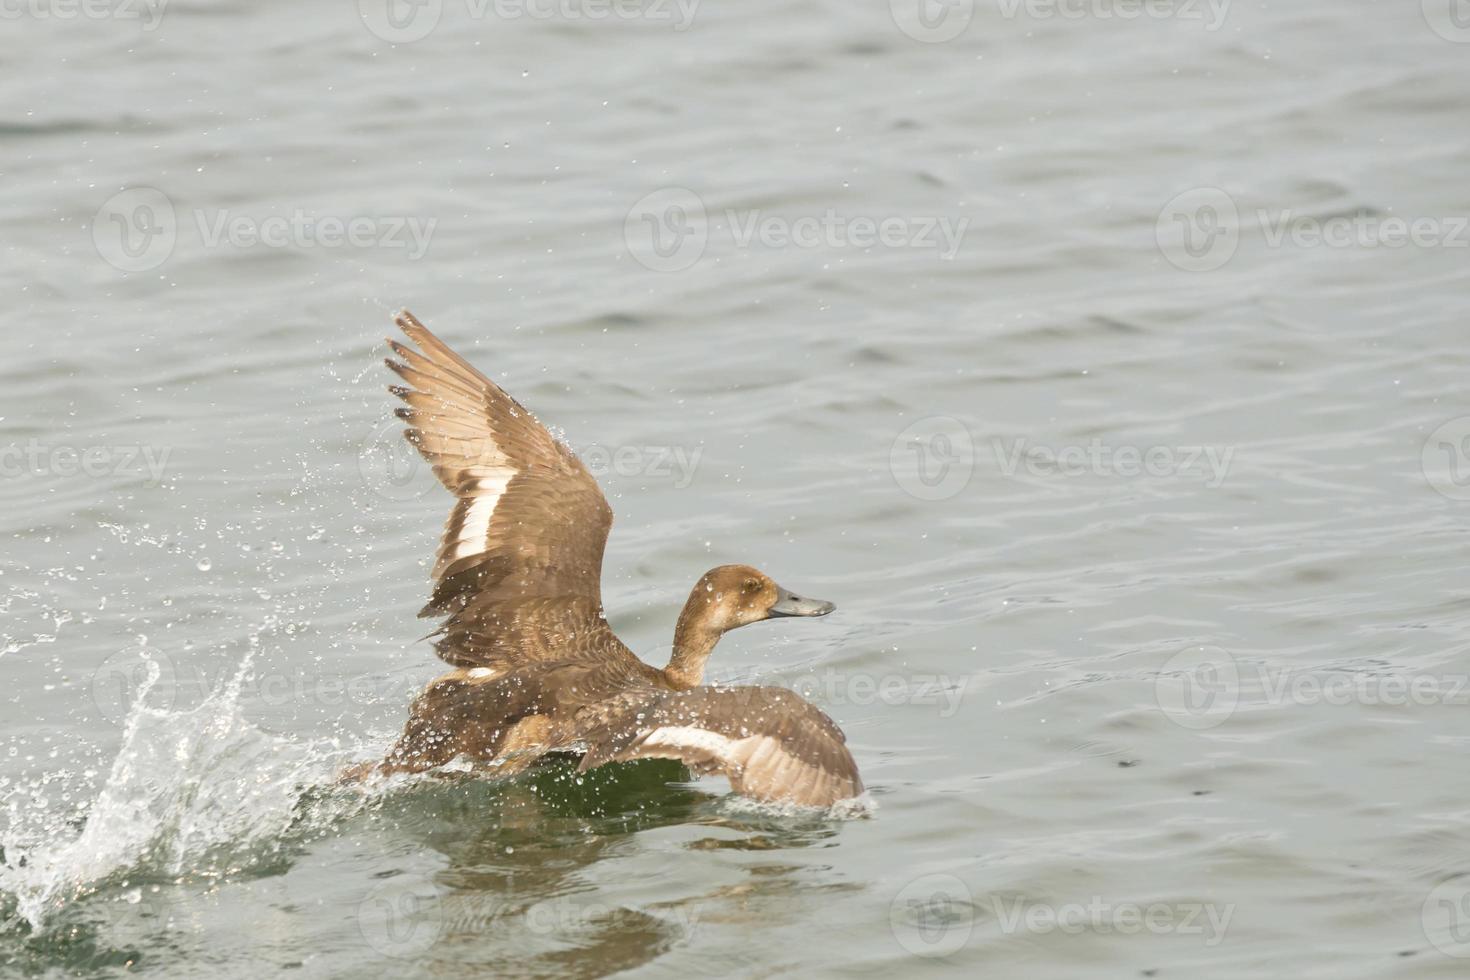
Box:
440;469;514;569
632;726;846;805
641;725;737;758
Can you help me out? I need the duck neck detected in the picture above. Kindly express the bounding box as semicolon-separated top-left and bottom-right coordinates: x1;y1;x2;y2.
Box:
665;605;722;690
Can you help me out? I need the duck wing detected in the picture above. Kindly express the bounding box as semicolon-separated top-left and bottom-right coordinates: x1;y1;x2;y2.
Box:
384;309;618;670
574;685;864;808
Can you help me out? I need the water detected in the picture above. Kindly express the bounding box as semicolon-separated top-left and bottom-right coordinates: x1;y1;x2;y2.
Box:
4;1;1470;976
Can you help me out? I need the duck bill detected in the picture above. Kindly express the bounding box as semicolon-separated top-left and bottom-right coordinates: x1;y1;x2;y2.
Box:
768;585;836;618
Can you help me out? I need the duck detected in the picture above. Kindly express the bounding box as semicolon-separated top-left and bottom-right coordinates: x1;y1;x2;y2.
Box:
344;310;863;808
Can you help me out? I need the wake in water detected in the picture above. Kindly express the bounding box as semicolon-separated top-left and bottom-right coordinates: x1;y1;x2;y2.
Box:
0;650;872;942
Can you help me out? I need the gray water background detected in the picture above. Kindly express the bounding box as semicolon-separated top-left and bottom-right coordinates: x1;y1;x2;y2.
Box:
3;1;1470;977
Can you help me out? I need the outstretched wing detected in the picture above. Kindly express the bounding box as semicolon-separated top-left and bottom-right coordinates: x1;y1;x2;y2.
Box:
575;685;864;808
385;309;617;670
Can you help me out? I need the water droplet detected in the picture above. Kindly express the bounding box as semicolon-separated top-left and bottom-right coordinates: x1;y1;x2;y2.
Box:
196;558;212;572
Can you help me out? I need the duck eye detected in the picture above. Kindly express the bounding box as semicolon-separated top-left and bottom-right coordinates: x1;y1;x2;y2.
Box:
743;580;761;593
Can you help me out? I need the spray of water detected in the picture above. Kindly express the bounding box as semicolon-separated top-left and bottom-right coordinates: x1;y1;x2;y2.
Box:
0;648;369;933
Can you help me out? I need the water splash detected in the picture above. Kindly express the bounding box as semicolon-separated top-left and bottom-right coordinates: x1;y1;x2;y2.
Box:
0;650;361;933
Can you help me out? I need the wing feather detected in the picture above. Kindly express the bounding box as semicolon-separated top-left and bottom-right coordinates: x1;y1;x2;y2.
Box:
574;685;864;808
383;309;616;670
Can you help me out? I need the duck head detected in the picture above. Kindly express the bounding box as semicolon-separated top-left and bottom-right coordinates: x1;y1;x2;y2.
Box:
665;564;835;689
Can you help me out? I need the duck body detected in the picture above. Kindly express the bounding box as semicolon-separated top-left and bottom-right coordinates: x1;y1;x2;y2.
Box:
347;311;863;808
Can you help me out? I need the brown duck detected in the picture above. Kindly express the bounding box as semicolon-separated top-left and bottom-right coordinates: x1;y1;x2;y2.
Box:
345;310;863;808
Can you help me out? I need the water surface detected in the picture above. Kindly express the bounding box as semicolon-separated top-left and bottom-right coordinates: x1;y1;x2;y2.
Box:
4;2;1470;977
